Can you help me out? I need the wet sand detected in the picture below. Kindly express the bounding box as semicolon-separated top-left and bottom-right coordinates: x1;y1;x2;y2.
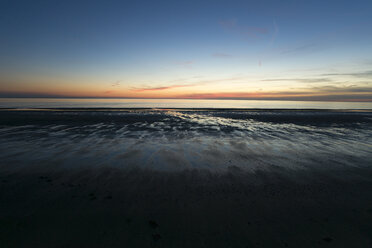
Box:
1;109;372;247
2;166;372;247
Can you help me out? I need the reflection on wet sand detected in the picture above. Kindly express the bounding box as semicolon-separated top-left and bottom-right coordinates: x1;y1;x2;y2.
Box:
0;109;372;247
0;109;371;172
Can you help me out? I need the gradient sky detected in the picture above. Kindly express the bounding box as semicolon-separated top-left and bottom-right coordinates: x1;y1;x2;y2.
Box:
1;0;372;101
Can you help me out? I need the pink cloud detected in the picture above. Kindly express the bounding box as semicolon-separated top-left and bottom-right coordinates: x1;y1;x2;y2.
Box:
131;83;198;92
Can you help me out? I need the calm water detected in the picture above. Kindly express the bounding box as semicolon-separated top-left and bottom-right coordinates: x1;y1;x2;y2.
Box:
1;98;372;109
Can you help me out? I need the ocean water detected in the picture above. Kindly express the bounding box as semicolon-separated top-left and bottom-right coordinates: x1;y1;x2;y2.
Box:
1;98;372;109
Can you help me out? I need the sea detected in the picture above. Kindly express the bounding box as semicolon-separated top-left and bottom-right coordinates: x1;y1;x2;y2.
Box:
0;98;372;109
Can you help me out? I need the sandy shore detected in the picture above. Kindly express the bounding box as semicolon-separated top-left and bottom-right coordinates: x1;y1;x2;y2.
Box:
1;165;372;247
1;109;372;247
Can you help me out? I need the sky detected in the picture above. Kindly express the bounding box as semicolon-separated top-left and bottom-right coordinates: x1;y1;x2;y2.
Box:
0;0;372;101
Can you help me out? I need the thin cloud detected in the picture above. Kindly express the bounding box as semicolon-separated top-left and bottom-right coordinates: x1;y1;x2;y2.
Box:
361;59;372;65
131;83;198;92
179;91;316;99
322;70;372;78
195;76;247;84
261;78;333;83
219;19;269;39
178;91;372;102
263;70;372;84
174;61;194;68
177;85;372;102
281;44;319;54
111;80;121;87
310;85;372;93
212;53;233;58
132;76;248;92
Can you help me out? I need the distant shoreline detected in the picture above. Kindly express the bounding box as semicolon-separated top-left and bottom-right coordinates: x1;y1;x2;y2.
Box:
1;108;372;112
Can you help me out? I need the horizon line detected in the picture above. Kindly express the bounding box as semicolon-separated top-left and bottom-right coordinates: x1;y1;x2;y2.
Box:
0;96;371;103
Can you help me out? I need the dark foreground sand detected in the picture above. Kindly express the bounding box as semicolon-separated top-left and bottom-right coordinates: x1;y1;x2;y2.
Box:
1;165;372;248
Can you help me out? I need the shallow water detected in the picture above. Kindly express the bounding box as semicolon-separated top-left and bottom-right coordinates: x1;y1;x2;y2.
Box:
0;109;371;173
1;98;372;109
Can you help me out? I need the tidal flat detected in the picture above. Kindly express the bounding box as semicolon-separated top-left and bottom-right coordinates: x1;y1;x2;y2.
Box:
1;109;372;247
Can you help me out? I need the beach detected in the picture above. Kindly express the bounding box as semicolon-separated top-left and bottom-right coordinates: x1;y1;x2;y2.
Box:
2;0;372;246
1;109;372;247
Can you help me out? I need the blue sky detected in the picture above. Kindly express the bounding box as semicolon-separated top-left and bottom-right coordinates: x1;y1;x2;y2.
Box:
1;0;372;100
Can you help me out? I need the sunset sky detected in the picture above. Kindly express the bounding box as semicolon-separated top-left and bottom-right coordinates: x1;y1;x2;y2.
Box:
1;0;372;101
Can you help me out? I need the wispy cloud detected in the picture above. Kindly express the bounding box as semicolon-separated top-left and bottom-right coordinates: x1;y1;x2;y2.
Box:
131;83;199;92
174;61;194;68
261;78;333;83
178;92;372;102
360;59;372;65
131;76;247;92
212;53;233;58
177;85;372;102
262;70;372;86
103;81;121;94
280;44;323;54
310;85;372;93
322;70;372;78
219;19;269;39
111;80;121;87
